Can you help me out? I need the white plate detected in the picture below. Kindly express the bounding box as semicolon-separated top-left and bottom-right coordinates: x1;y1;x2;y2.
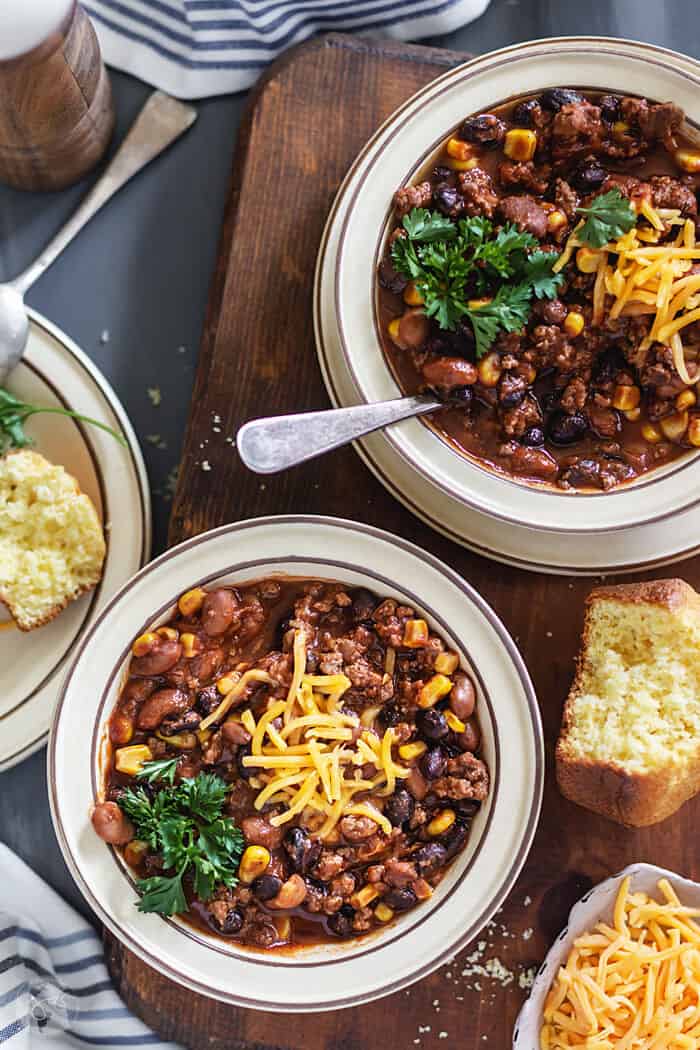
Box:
0;310;151;771
49;515;543;1011
513;863;700;1048
315;37;700;566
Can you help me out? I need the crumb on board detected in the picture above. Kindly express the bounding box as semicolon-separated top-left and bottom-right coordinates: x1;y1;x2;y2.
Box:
522;928;533;941
177;345;187;354
201;460;211;472
146;434;168;450
523;896;532;907
147;386;161;406
99;329;110;344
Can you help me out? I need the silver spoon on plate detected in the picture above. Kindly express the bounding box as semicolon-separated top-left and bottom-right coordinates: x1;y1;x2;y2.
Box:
0;91;197;385
237;394;442;473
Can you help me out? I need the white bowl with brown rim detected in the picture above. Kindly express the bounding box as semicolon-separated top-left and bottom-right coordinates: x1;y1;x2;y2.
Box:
327;37;700;536
49;515;542;1011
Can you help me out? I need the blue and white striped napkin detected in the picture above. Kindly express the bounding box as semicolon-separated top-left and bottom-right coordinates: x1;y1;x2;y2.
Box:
83;0;491;99
0;845;181;1049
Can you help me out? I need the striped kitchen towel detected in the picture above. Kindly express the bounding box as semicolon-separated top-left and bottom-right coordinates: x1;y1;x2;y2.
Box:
83;0;491;100
0;844;181;1049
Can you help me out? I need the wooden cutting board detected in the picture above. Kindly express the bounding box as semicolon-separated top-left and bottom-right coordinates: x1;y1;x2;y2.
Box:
105;33;700;1048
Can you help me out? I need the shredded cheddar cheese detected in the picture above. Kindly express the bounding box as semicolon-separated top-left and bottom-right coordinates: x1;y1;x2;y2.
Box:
541;878;700;1049
238;630;409;838
556;202;700;385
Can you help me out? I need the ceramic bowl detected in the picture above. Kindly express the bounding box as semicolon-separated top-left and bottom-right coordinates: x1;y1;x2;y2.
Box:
513;862;700;1047
332;37;700;535
49;515;543;1011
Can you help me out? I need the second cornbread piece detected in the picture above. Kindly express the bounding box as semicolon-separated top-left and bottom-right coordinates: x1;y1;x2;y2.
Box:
556;579;700;827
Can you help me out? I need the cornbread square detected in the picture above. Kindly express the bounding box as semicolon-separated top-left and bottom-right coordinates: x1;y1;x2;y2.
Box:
0;449;106;630
556;579;700;827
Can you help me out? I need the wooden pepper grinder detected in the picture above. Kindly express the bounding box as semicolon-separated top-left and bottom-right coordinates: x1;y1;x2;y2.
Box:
0;0;115;191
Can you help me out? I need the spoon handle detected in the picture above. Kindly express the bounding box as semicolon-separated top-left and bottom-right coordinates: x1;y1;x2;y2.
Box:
237;395;441;474
11;92;197;296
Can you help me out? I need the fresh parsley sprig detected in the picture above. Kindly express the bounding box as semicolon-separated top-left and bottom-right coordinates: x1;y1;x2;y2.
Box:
117;772;244;916
575;188;636;248
390;210;564;356
136;756;180;785
0;388;126;455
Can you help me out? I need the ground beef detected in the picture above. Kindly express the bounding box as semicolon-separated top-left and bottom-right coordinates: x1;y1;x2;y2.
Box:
649;174;698;217
552;101;602;157
393;181;432;217
498;160;551;195
501;396;541;437
554;177;579;220
559;377;588;413
457;166;499;217
432;753;490;800
498;194;547;238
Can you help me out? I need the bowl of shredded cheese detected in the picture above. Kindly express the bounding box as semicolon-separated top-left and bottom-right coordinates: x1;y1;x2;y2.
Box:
513;863;700;1049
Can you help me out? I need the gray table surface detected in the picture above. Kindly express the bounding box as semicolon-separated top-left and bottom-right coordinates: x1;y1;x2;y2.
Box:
0;0;697;923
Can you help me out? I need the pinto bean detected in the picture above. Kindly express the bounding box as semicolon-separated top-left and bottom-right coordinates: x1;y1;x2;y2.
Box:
187;647;225;684
136;688;191;730
450;674;476;720
398;309;430;349
91;801;134;845
406;766;429;801
457;717;481;753
221;721;251;746
422;356;478;391
131;639;182;677
241;816;284;849
201;589;238;637
267;874;308;910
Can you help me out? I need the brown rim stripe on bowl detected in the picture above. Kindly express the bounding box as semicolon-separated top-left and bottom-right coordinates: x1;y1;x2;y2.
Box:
50;515;543;1011
3;312;150;768
332;40;700;535
313;129;700;576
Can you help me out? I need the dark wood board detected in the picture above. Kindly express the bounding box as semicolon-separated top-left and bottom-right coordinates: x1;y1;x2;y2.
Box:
105;33;700;1049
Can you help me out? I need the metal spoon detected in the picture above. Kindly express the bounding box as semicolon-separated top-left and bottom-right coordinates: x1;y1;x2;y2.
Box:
237;394;442;473
0;91;197;384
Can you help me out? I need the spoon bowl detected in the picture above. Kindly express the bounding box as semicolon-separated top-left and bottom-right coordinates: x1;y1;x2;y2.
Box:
0;284;28;382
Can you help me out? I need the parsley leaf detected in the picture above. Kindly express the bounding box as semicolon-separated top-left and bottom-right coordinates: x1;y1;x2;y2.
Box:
116;772;244;916
520;250;566;300
576;188;636;248
465;282;533;360
136;757;180;785
0;387;126;454
401;207;457;243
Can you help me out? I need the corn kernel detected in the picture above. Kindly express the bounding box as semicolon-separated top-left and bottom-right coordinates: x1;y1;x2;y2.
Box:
467;297;493;310
677;389;696;411
156;731;197;749
403;281;425;306
675;149;700;174
418;674;454;709
110;713;134;746
115;744;153;777
660;410;689;443
642;422;663;443
178;587;207;617
613;120;630;138
216;675;237;695
273;916;292;941
388;317;404;346
576;247;605;273
398;740;428;761
239;845;271;884
612;384;641;412
445;157;478;172
563;311;584;338
477;351;502;388
197;729;212;746
687;417;700;447
180;632;200;659
444;710;466;734
446;137;476;162
360;705;382;728
132;632;157;658
427;809;457;837
624;407;641;422
547;209;567;233
403;619;429;648
156;626;179;641
350;884;380;909
504;128;537;162
374;903;394;923
434;651;459;675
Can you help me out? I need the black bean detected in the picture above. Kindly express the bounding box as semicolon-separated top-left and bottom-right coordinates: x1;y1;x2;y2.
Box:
547;411;588;446
433;184;463;217
351;588;377;623
216;907;244;934
252;875;283;901
327;905;355;937
599;94;621;124
459;114;506;148
540;88;584;112
421;747;447;780
456;798;481;821
195;685;220;717
377;701;403;730
443;822;470;860
413;842;448;877
512;98;543;128
432;165;454;182
384;789;415;827
383;887;418;911
499;388;526;409
284;827;312;871
236;744;253;780
572;160;606;192
159;709;201;736
417;708;449;742
522;426;546;447
444;385;474;408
